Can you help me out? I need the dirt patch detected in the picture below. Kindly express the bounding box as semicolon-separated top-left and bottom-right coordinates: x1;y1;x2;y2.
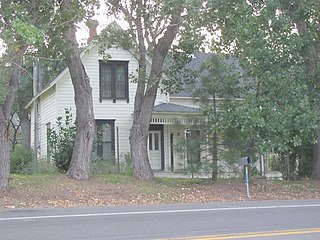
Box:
1;174;319;209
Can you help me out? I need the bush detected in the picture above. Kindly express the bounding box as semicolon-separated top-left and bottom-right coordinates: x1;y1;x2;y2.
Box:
48;109;75;173
91;157;113;174
36;159;58;174
10;144;34;174
91;153;133;175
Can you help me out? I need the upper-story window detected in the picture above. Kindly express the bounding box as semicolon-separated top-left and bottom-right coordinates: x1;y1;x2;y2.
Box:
99;60;129;102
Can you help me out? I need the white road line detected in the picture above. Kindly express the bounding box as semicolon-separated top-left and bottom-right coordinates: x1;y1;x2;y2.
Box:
1;204;320;222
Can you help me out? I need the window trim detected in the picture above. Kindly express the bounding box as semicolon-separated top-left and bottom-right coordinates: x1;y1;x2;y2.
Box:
99;60;129;103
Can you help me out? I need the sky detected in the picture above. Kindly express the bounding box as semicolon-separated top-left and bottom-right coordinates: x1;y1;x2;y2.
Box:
0;2;126;56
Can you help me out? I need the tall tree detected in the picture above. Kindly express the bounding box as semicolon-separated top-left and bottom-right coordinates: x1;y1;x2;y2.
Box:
205;0;319;178
0;0;44;191
103;0;204;180
283;0;320;179
51;0;98;179
193;54;243;180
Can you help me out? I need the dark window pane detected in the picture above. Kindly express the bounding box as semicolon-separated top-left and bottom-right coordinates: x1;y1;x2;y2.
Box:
149;133;153;150
154;133;159;150
101;65;112;98
115;65;126;98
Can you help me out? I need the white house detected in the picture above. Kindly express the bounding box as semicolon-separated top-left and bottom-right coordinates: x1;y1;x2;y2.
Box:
26;45;210;172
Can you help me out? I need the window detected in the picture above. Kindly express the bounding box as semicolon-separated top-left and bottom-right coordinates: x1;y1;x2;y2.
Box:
148;132;160;151
94;120;115;162
99;61;129;102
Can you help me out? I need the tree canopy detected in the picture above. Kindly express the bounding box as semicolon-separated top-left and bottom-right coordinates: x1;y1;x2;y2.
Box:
197;0;320;178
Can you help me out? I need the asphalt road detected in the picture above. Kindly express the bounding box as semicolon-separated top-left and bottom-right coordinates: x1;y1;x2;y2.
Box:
1;199;320;240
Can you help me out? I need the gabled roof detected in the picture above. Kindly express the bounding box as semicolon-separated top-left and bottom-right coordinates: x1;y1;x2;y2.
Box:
170;52;213;98
25;23;142;109
153;103;199;114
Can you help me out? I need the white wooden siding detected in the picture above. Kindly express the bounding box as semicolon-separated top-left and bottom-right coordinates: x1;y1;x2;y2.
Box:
30;86;57;158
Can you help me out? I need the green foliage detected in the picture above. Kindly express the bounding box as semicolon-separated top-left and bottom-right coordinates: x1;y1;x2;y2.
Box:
196;1;320;178
12;20;45;45
10;144;34;174
296;147;313;178
161;52;198;94
97;23;135;54
91;154;132;175
36;160;58;174
0;61;10;104
91;157;114;174
121;152;133;175
48;109;76;173
221;126;251;164
276;145;312;179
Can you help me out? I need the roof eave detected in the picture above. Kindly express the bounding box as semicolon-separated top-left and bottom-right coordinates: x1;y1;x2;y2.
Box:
152;111;201;115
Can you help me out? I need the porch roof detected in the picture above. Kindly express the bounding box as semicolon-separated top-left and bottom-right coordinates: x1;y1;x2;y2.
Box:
153;103;200;114
151;103;202;125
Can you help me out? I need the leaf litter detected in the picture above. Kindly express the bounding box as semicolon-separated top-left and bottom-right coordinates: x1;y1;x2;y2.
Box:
0;174;319;209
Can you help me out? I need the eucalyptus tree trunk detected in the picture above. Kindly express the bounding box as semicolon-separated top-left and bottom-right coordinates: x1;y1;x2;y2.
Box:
129;12;182;180
0;118;10;192
0;48;26;192
65;52;95;180
62;0;95;180
130;85;158;180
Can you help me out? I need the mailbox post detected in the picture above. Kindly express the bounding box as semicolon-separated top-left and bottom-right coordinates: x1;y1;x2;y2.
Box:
238;157;252;198
244;164;250;198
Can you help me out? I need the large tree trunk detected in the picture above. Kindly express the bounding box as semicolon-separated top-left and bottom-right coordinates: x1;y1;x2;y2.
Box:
0;119;10;191
130;123;154;180
130;84;158;180
62;0;95;180
0;47;26;192
65;53;95;180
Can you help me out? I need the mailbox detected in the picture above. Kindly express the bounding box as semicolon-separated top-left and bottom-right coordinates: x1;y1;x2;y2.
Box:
238;157;251;166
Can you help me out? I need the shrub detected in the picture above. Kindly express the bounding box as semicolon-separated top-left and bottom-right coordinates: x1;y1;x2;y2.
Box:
91;157;114;174
10;144;34;174
36;159;58;174
48;109;75;173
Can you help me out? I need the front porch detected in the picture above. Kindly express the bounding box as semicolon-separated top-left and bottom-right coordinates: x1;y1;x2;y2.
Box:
149;103;204;172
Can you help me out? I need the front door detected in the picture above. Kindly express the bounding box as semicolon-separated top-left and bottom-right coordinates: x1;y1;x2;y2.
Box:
148;131;162;170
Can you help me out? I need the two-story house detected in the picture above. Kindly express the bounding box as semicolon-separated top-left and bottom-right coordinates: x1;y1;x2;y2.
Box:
26;44;209;173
